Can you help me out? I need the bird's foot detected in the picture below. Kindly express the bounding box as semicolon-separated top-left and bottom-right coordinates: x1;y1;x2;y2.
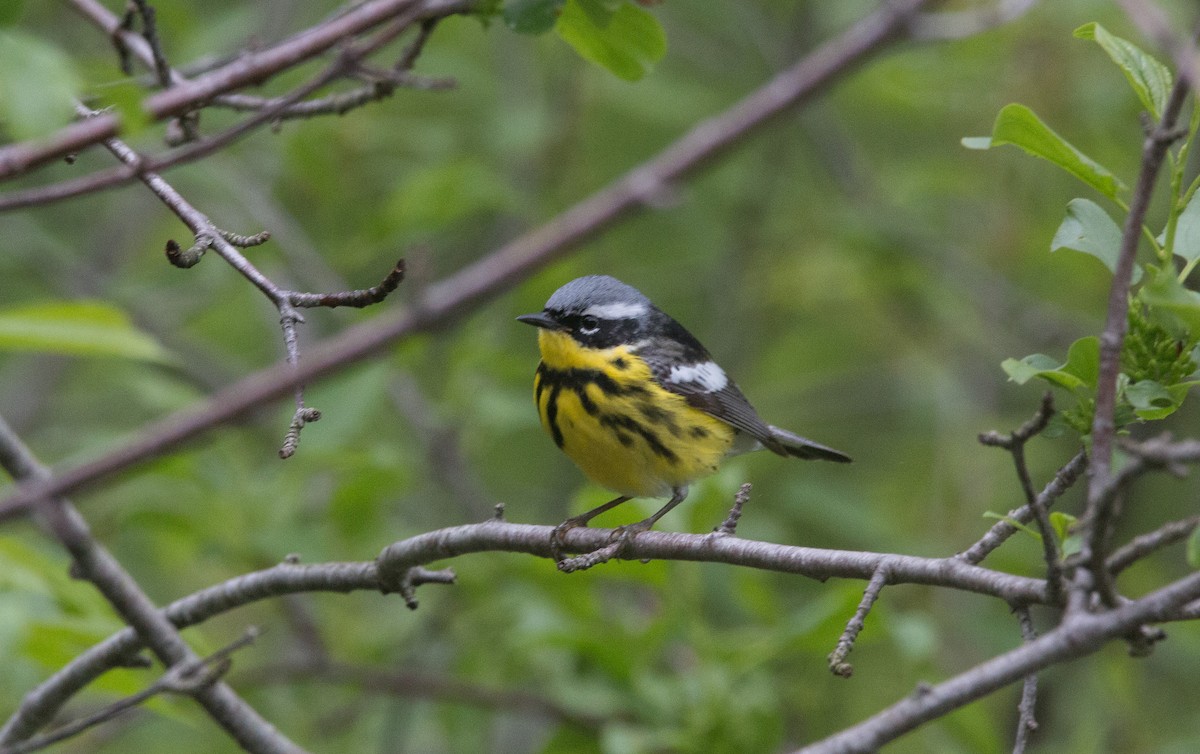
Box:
549;515;591;562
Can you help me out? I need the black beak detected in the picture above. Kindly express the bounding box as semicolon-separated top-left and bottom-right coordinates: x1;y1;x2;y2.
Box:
516;312;562;330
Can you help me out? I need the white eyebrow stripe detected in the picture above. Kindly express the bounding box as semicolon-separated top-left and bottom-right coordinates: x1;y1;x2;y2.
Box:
667;361;728;392
583;301;648;320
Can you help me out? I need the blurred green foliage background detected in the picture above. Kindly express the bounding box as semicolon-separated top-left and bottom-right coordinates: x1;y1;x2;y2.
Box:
3;0;1200;751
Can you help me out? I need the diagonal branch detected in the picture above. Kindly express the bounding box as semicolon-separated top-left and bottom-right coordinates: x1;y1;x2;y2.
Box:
0;416;304;754
0;559;454;745
0;0;471;180
2;629;260;754
795;568;1200;753
958;449;1088;567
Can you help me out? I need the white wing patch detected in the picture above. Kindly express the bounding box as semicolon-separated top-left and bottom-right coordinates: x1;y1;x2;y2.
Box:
583;301;648;320
668;361;728;393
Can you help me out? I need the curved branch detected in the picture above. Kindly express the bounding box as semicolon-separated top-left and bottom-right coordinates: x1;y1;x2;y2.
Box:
5;517;1041;744
373;522;1050;605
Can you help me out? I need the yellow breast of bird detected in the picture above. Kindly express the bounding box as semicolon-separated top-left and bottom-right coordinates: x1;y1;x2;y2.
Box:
533;329;736;498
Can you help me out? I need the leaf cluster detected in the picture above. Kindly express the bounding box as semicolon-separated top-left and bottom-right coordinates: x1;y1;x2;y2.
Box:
971;23;1200;437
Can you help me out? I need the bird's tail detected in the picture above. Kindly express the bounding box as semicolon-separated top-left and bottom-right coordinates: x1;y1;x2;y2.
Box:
765;425;852;463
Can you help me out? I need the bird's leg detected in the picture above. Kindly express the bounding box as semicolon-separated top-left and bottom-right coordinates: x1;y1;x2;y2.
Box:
609;486;689;544
550;495;630;561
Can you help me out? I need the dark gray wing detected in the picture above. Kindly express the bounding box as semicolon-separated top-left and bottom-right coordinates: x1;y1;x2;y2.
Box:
637;316;782;453
639;312;850;463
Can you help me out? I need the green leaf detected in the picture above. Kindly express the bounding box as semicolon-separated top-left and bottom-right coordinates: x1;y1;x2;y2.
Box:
0;301;173;363
1051;198;1141;282
963;104;1126;199
982;511;1041;540
1049;511;1076;542
0;31;81;141
1049;512;1083;558
1125;379;1191;420
1063;336;1101;389
1075;22;1172;119
1140;265;1200;334
1172;190;1200;264
1061;533;1084;558
503;0;564;34
1126;379;1173;410
1002;354;1066;385
1001;336;1100;391
556;0;667;82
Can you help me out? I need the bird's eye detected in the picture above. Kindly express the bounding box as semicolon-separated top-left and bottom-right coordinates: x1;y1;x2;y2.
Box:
579;315;600;335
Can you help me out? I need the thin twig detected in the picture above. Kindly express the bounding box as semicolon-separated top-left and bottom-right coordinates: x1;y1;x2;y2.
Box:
1011;606;1039;754
2;629;260;754
291;259;406;308
713;483;752;536
1107;514;1200;574
958;449;1088;568
1081;72;1191;597
130;0;172;88
978;392;1056;503
74;108;412;456
828;566;889;678
978;394;1065;600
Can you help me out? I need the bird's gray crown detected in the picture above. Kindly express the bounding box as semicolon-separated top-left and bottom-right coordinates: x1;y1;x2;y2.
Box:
544;275;651;319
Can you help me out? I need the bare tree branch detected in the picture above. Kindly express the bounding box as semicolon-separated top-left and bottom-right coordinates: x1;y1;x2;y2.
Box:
0;416;304;754
795;569;1200;753
373;522;1052;608
1108;514;1200;574
1;629;260;754
0;559;453;746
978;394;1065;600
1080;72;1191;595
1011;606;1039;754
4;513;1052;747
0;0;471;180
828;565;889;678
0;4;460;212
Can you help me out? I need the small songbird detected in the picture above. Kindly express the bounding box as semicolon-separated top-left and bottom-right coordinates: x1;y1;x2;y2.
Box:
517;275;850;553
